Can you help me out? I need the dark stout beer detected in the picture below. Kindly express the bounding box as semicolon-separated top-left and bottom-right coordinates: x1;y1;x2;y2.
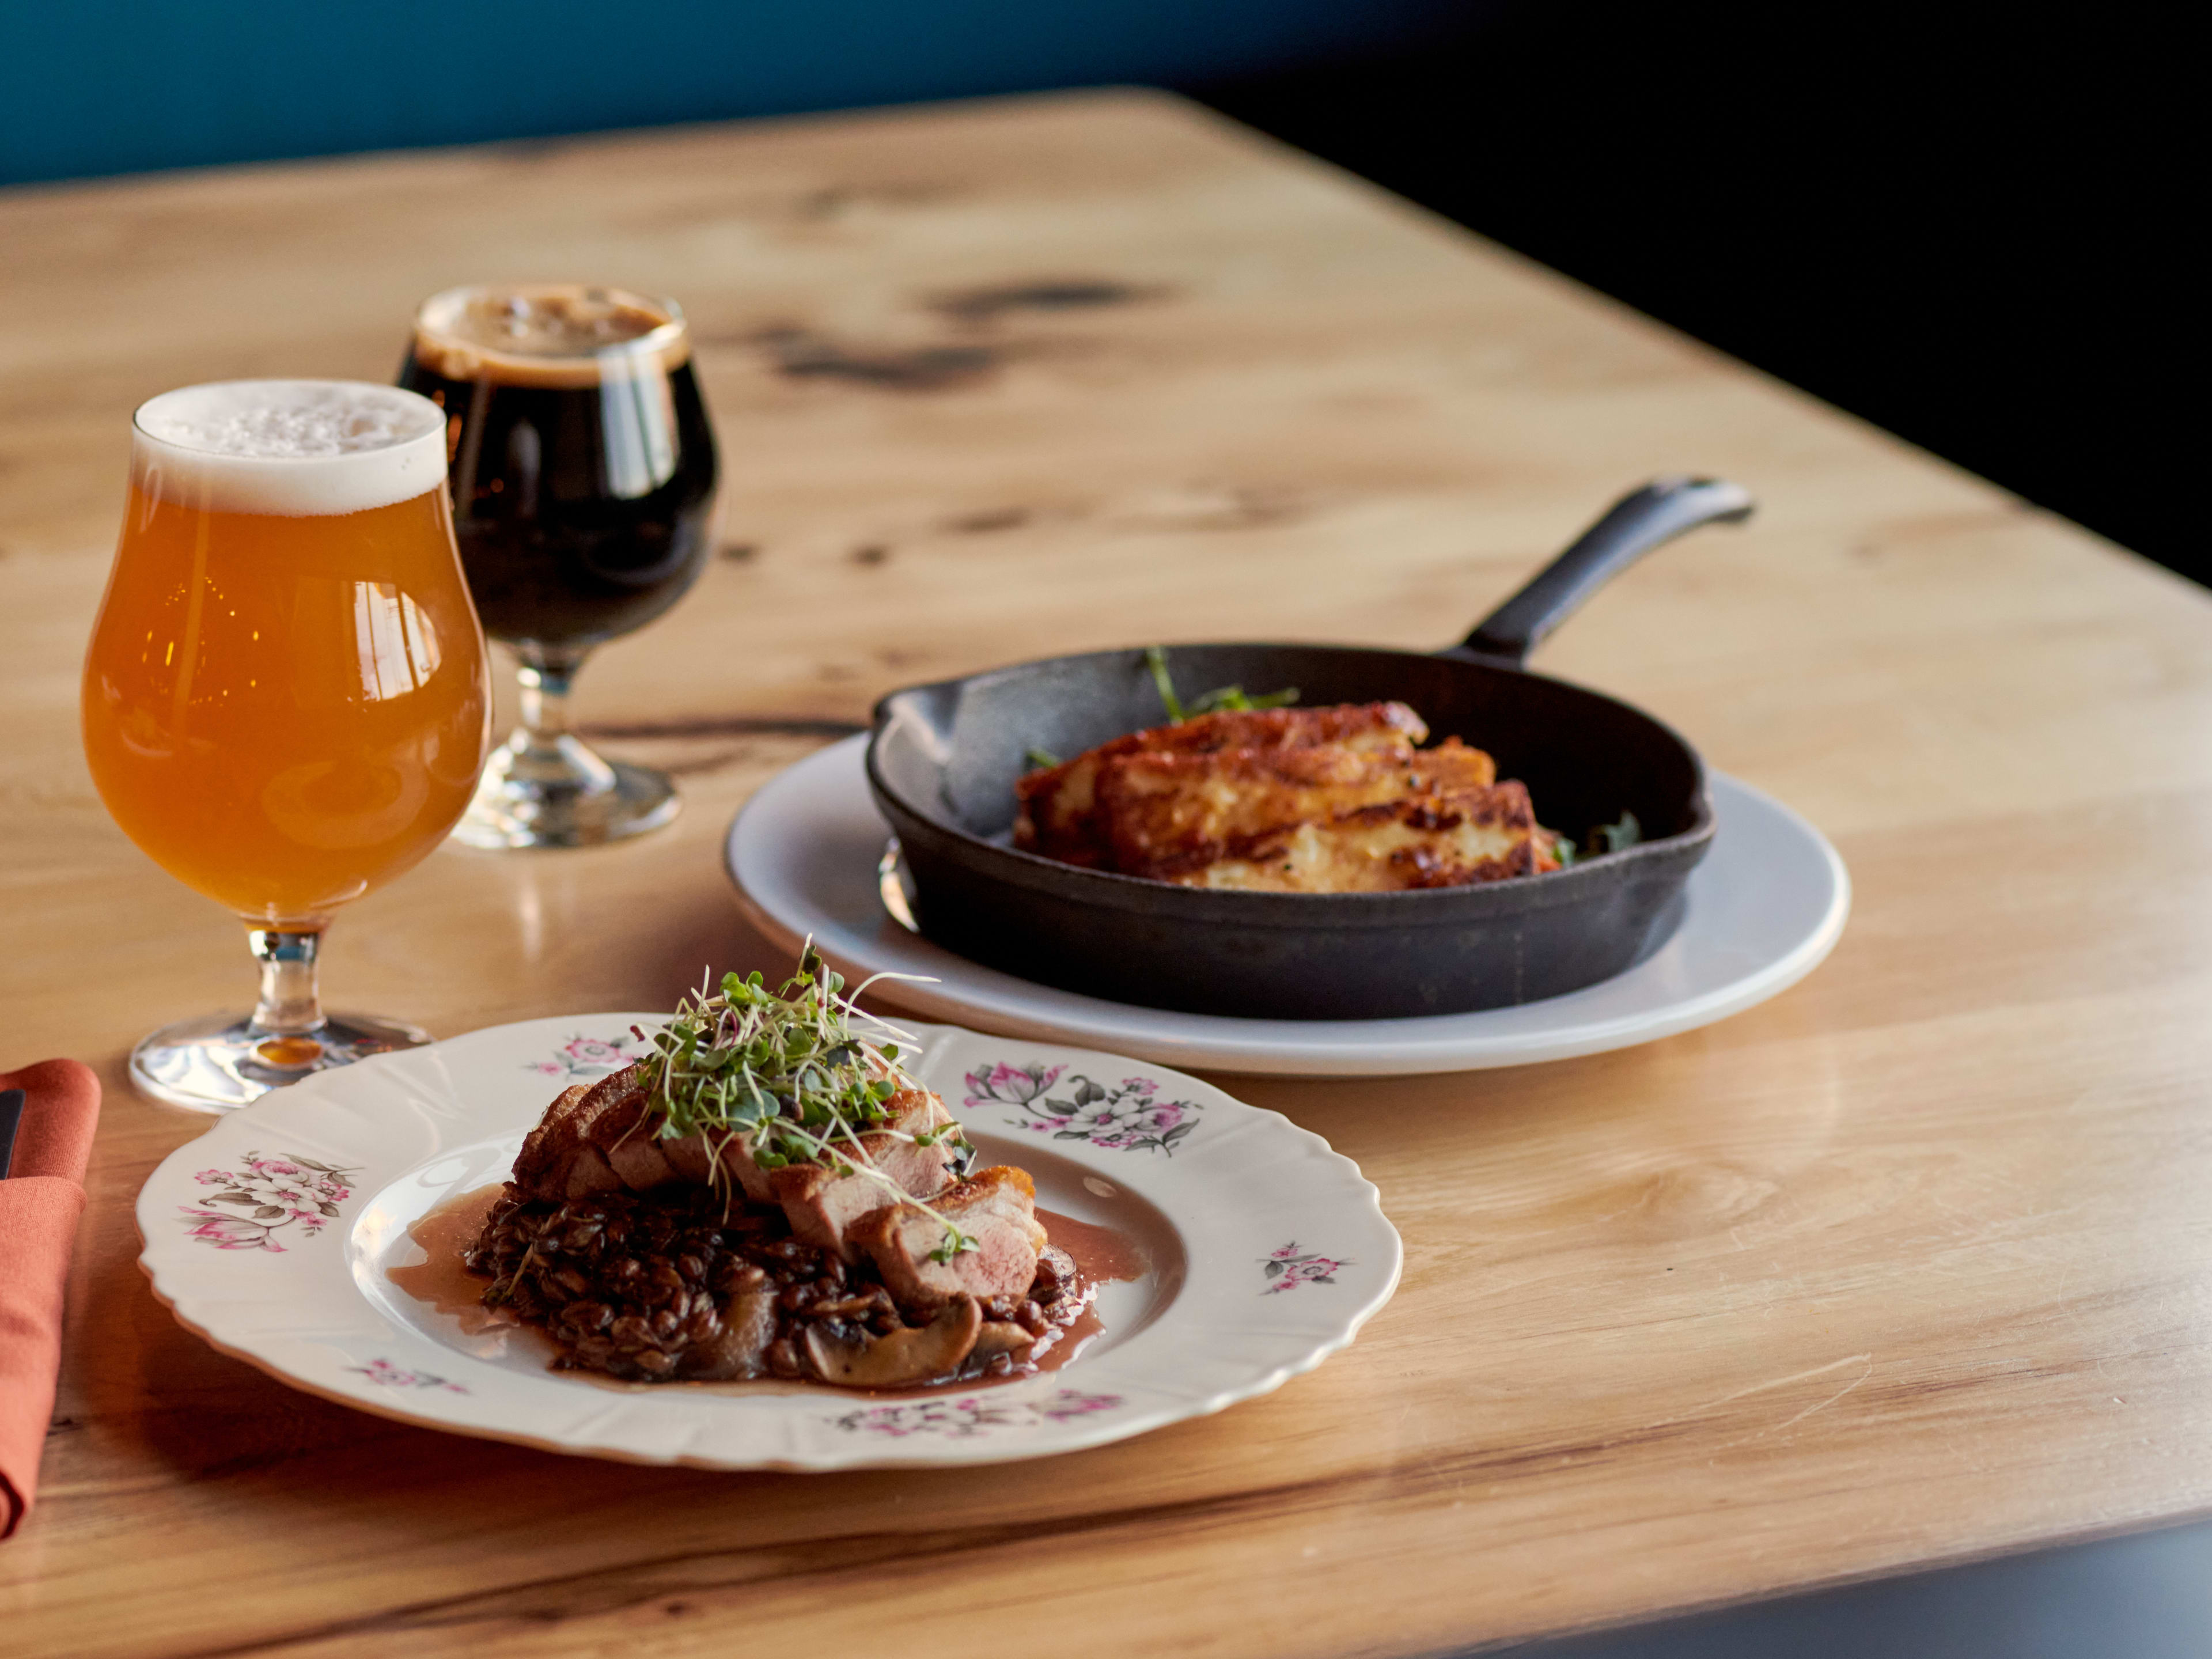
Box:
399;286;718;651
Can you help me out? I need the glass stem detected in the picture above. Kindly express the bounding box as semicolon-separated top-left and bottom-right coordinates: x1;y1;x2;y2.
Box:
516;648;584;753
501;646;615;798
248;929;327;1035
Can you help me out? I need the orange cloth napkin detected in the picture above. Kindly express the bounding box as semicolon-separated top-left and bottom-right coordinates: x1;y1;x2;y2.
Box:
0;1059;100;1540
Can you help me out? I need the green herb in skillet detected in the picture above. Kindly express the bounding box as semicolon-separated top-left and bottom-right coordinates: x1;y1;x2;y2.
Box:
1142;644;1298;724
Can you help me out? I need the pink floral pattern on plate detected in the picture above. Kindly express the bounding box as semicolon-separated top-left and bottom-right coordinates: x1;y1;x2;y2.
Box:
831;1388;1122;1438
350;1358;468;1394
179;1152;358;1252
963;1063;1202;1154
525;1032;639;1081
1262;1243;1350;1292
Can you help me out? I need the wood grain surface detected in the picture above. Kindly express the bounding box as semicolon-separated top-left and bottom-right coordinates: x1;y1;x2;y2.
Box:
5;89;2211;1659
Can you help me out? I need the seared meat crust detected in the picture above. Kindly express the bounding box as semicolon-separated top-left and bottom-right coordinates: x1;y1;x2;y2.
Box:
512;1071;646;1202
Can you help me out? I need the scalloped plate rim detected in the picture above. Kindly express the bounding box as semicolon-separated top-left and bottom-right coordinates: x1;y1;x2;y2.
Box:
135;1014;1402;1471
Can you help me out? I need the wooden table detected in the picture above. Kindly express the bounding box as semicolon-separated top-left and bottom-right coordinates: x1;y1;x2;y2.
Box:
6;89;2211;1658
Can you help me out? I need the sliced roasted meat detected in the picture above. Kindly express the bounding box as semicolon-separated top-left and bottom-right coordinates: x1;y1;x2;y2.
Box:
665;1086;956;1212
873;1088;955;1143
768;1090;964;1257
509;1083;592;1200
512;1065;702;1201
771;1129;965;1260
854;1165;1050;1313
597;1094;681;1192
657;1124;717;1187
525;1066;963;1221
660;1126;774;1202
510;1071;647;1202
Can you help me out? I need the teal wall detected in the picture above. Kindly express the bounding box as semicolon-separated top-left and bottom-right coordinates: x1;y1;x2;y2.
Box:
1;1;1469;186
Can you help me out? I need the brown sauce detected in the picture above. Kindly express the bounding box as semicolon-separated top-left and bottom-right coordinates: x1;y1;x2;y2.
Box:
387;1186;1143;1395
386;1184;516;1336
1038;1205;1149;1284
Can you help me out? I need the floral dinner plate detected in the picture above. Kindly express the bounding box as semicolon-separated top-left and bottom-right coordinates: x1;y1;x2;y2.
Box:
136;1015;1401;1469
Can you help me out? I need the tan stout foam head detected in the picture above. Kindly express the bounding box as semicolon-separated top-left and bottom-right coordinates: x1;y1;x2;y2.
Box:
411;285;691;389
131;380;448;517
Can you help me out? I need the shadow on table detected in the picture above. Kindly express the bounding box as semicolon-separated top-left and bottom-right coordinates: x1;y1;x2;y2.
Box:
1469;1516;2212;1659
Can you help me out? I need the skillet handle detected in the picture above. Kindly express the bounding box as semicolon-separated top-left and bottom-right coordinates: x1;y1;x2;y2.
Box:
1449;476;1754;666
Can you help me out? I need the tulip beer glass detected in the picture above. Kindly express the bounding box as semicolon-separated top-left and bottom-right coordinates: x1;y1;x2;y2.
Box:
399;284;719;848
83;381;492;1111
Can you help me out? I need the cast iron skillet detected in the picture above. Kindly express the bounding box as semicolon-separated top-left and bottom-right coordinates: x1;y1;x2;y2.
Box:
866;476;1753;1020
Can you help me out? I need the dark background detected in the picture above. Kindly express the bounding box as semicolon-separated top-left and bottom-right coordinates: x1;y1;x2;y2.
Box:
1198;0;2196;586
5;9;2196;1648
3;0;2190;585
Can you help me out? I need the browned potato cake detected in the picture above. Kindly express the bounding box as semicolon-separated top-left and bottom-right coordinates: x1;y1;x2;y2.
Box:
1098;738;1497;879
1170;782;1562;892
1012;696;1571;894
1016;700;1426;865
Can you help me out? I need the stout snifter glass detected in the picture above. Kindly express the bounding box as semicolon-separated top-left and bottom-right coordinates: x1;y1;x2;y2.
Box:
400;285;719;848
83;380;492;1112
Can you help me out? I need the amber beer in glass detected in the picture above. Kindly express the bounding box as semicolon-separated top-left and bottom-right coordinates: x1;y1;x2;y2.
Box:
83;381;492;1111
399;284;718;848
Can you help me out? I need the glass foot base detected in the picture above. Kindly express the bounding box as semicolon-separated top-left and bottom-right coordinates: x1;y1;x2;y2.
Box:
450;736;680;850
130;1010;433;1114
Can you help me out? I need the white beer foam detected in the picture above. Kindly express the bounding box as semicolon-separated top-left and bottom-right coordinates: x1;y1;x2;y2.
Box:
132;381;448;517
411;285;689;389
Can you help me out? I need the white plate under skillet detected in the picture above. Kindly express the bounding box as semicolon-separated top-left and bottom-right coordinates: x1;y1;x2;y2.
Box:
725;735;1850;1078
137;1015;1400;1470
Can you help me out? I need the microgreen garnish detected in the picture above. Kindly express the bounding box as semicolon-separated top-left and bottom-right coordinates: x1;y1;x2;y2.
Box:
639;945;974;1260
1025;746;1062;771
1554;836;1578;868
1143;645;1298;725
